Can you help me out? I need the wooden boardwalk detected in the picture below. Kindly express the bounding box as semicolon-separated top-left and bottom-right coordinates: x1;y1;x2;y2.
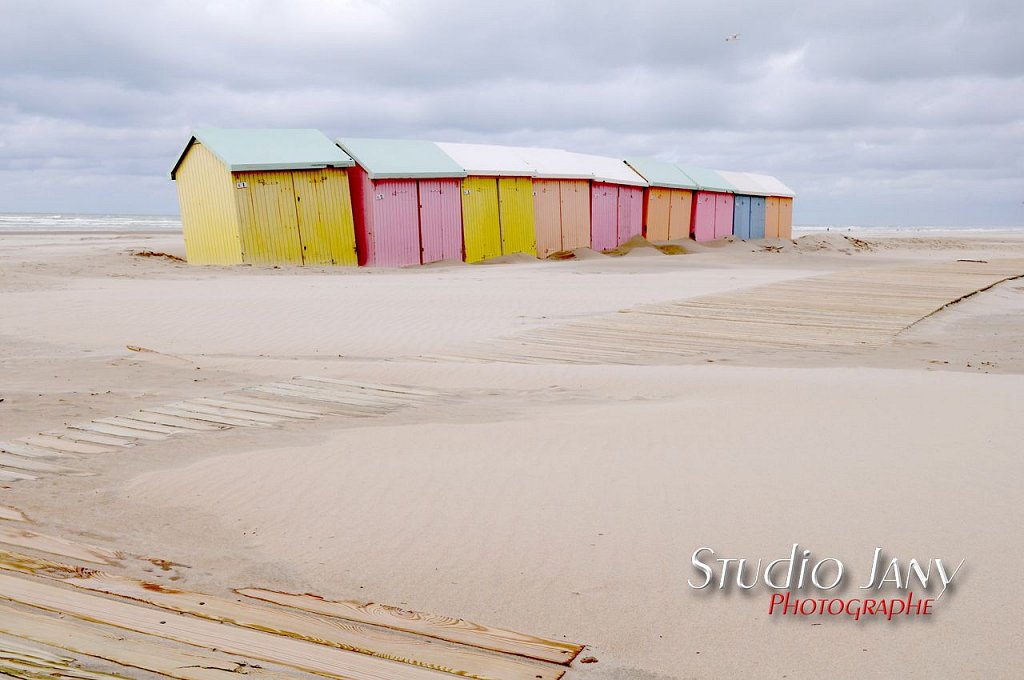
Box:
422;259;1024;364
0;375;585;679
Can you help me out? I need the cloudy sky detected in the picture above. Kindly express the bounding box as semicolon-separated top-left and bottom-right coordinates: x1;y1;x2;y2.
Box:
1;0;1021;225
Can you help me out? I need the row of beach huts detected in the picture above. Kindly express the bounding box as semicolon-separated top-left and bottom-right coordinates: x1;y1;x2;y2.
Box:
170;128;795;266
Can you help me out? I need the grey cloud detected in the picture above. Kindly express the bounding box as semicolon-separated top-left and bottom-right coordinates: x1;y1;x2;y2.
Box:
0;0;1021;223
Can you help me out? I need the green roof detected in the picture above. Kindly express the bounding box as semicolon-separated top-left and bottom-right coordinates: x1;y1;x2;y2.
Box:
336;138;466;179
624;158;699;189
674;165;737;193
170;128;354;179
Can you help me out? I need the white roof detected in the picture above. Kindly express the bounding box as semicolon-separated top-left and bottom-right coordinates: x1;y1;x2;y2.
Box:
568;151;647;186
435;142;535;176
744;172;796;197
514;147;592;180
716;170;772;196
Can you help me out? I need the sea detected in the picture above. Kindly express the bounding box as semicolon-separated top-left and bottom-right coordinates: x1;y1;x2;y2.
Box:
0;212;1020;236
0;213;181;233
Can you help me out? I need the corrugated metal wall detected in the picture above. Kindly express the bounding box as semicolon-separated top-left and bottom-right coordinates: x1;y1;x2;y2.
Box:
667;189;693;240
497;177;537;256
419;178;464;263
558;180;591;251
733;195;751;240
713;193;734;239
692;191;716;242
234;170;304;264
292;168;358;266
371;179;421;267
532;180;562;257
645;187;671;241
175;143;243;264
461;176;502;262
617;186;644;244
749;196;766;239
778;197;793;239
591;182;618;251
765;196;781;238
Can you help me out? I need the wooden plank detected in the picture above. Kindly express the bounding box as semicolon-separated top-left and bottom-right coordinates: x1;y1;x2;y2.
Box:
224;393;329;416
93;417;184;435
0;442;65;460
245;386;389;414
66;574;563;680
191;398;320;420
17;437;113;455
289;380;425;407
262;384;398;410
0;635;131;679
68;423;162;442
294;377;439;399
0;454;75;475
171;402;287;424
238;589;584;666
241;387;381;415
45;431;136;448
0;601;304;680
126;411;225;431
0;507;27;523
0;573;457;680
143;406;269;429
0;527;119;566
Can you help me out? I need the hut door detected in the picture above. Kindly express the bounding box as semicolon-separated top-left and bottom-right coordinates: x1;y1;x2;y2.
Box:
667;189;693;240
372;179;421;267
591;183;618;251
497;177;536;256
292;168;358;266
733;195;751;240
460;177;502;262
778;198;793;239
558;180;591;251
691;192;716;242
764;196;781;239
714;193;734;239
646;187;671;241
749;197;766;239
234;170;304;264
419;179;463;263
532;180;562;257
617;187;644;244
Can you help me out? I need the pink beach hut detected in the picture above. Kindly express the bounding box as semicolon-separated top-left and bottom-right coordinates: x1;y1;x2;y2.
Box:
336;138;466;266
675;165;738;242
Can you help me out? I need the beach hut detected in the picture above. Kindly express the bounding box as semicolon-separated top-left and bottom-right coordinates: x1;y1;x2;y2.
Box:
624;158;698;242
511;147;592;257
747;173;796;239
435;142;537;263
675;166;737;242
336;138;466;266
519;148;647;252
716;171;771;240
170;128;358;266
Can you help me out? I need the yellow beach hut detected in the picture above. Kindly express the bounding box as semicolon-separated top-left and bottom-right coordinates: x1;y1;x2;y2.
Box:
435;142;538;263
170;128;358;266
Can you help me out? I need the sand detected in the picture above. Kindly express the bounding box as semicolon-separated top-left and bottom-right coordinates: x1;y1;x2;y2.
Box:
2;229;1023;678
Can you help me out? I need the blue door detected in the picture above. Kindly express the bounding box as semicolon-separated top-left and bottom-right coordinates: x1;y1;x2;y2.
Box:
749;196;766;239
733;195;751;239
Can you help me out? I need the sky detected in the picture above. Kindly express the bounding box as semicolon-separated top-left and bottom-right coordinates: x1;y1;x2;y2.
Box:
0;0;1021;226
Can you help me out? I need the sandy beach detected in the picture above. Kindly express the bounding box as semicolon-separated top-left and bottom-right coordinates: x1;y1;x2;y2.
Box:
2;229;1023;678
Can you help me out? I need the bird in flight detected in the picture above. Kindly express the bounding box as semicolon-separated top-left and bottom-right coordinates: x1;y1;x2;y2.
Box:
725;33;740;42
